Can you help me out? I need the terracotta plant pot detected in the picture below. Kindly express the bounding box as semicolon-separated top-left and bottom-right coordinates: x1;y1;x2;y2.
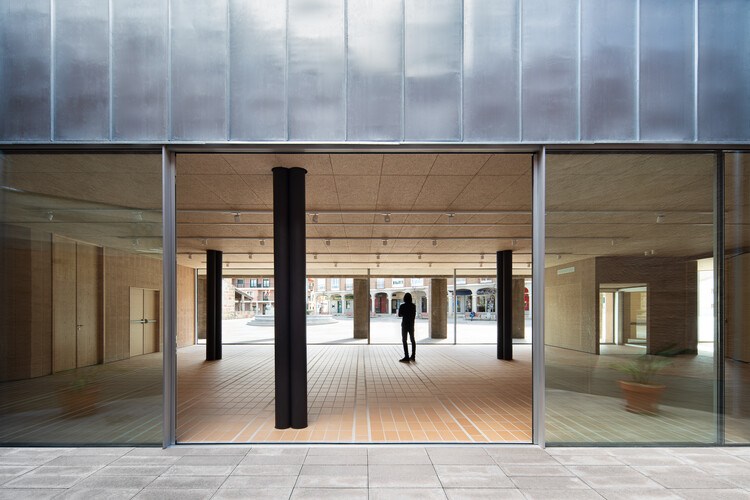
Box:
57;385;101;417
618;380;665;415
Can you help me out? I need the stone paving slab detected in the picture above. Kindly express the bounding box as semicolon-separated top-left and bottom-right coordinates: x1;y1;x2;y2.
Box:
0;445;747;499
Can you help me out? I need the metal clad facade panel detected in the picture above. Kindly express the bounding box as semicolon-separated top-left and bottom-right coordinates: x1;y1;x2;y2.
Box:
580;0;636;141
521;0;578;142
112;0;168;141
639;0;694;141
404;0;462;141
347;0;403;141
0;0;50;140
698;0;750;141
463;0;519;142
171;0;228;140
230;0;287;140
54;0;109;140
287;0;346;141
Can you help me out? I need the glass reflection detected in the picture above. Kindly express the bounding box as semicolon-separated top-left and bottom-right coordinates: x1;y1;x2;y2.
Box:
0;153;163;444
725;152;750;443
544;153;716;444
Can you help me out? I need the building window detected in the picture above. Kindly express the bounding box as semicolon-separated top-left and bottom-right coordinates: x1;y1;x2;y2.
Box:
411;278;424;286
456;278;467;285
262;278;270;288
392;278;404;287
236;279;244;287
250;278;258;287
318;278;326;291
331;278;340;290
377;278;385;289
346;278;353;290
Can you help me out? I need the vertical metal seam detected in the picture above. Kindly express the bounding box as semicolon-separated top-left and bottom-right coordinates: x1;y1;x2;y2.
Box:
343;0;349;141
459;0;464;142
167;0;173;140
714;150;725;445
576;0;582;141
108;0;113;140
693;0;699;141
194;269;198;344
401;0;406;142
162;146;176;447
518;0;523;141
453;268;457;344
532;147;546;447
226;0;231;140
50;0;55;140
285;0;290;140
635;0;640;141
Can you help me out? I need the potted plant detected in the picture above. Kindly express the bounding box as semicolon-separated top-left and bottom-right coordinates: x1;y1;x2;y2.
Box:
610;354;672;415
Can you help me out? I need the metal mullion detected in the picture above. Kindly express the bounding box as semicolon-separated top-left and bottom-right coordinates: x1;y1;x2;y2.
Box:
714;151;725;445
532;147;546;447
162;146;176;447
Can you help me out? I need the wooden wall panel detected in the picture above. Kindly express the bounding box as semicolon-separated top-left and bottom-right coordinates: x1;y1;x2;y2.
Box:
726;252;750;363
0;225;53;382
53;235;77;372
129;287;144;356
177;265;196;347
76;242;102;367
103;249;162;362
143;289;159;354
545;258;598;354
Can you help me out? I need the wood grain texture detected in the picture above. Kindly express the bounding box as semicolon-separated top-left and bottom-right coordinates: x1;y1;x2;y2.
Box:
177;265;196;347
76;242;101;367
143;289;159;354
53;235;77;372
129;287;144;356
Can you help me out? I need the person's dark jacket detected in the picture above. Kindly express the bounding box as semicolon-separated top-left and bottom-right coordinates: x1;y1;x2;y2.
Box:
398;298;416;330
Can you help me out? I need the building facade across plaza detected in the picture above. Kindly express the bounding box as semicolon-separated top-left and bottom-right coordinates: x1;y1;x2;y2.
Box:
0;0;748;447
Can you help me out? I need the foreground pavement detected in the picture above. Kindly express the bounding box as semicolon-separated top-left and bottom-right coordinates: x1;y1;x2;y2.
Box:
1;445;749;499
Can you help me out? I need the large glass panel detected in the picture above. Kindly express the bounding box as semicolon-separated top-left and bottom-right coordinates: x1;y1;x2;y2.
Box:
545;153;716;444
725;152;750;443
0;152;163;444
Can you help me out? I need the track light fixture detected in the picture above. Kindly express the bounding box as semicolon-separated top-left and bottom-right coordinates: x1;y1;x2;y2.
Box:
188;253;193;260
225;262;230;267
384;213;391;223
234;213;241;223
656;215;664;224
134;211;143;222
417;254;422;260
432;239;437;247
46;212;54;222
260;239;265;246
376;254;380;259
512;239;517;246
325;239;330;246
448;213;455;222
313;253;317;259
480;253;484;260
201;239;207;246
248;253;252;259
312;213;319;223
382;239;387;246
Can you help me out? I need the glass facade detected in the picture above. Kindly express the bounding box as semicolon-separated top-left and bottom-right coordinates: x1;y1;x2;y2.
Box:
725;152;750;444
544;153;717;444
0;152;163;445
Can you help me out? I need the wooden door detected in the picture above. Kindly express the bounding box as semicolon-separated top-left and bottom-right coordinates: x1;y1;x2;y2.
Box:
143;289;159;354
130;288;144;356
53;236;77;372
76;242;101;368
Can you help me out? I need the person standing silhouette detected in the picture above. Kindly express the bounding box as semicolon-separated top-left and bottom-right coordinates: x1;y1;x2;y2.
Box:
398;293;417;362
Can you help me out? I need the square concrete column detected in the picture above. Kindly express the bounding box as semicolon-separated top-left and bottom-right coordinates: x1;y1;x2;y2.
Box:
429;278;448;339
512;278;526;339
353;278;369;339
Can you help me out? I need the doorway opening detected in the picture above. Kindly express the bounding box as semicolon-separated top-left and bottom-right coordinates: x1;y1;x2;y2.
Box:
174;152;533;443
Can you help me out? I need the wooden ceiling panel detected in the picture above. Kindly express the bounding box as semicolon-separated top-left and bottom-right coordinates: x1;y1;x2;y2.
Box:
375;176;426;210
477;154;532;176
306;176;340;209
485;175;532;209
330;154;383;176
412;176;473;210
334;175;380;209
201;175;266;208
429;154;491;176
222;154;278;174
275;154;333;175
448;176;517;211
177;154;235;175
238;175;274;207
381;154;437;175
176;175;230;209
